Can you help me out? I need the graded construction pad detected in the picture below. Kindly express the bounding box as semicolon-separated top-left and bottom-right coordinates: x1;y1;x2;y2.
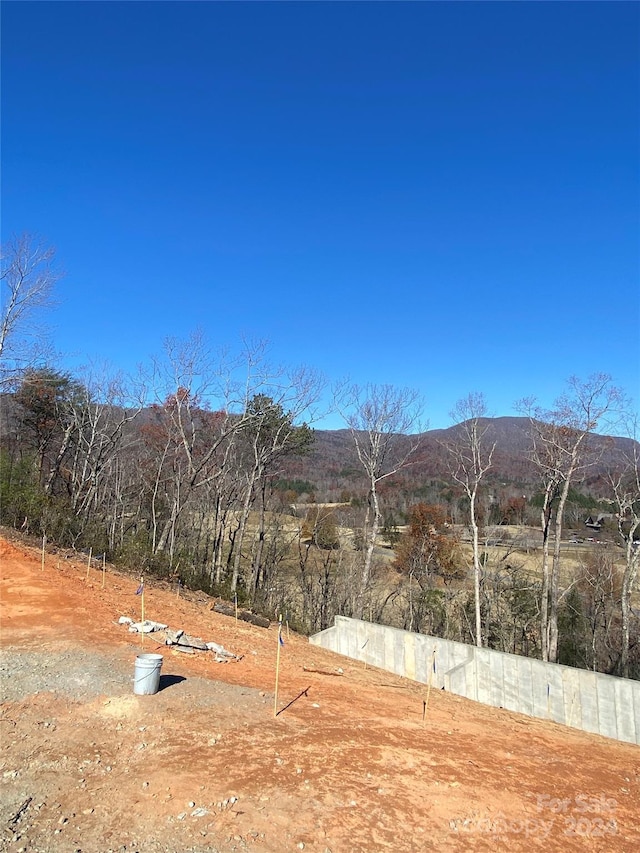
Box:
1;535;638;853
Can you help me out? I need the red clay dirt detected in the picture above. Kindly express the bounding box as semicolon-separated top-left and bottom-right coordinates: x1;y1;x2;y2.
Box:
0;533;638;853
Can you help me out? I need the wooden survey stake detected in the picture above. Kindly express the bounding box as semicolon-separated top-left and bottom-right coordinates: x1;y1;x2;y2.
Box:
274;616;284;718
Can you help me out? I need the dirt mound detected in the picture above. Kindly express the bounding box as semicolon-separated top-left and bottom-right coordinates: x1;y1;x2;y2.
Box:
1;534;638;852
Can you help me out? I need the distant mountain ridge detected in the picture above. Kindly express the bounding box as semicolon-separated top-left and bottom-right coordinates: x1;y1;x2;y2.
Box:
282;417;637;501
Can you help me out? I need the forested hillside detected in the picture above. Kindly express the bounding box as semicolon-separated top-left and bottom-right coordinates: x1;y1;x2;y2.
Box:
283;417;636;508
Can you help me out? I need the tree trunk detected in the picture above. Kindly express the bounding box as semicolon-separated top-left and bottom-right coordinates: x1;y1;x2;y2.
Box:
469;492;482;647
230;466;259;593
250;481;268;598
548;478;572;663
620;536;639;678
539;494;554;662
357;482;380;619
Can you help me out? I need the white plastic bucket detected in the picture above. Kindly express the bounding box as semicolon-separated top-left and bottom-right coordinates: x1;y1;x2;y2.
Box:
134;653;163;695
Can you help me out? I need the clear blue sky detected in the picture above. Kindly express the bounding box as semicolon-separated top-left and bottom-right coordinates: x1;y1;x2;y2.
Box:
2;1;638;429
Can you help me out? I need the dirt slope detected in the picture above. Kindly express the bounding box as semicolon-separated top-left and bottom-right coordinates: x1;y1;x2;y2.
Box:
1;535;638;853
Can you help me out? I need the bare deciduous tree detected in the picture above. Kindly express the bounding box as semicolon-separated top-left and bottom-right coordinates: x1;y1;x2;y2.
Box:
65;365;146;543
335;382;424;619
146;332;253;562
442;392;495;647
519;374;622;663
0;235;62;384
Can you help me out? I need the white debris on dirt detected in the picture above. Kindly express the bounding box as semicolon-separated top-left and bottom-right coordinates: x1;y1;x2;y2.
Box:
128;619;168;633
205;642;238;660
190;807;210;817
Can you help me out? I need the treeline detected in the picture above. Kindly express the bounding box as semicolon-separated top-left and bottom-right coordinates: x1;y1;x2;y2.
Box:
0;347;320;595
1;359;639;681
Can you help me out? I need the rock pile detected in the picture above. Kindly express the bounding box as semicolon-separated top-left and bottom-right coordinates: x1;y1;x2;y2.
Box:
117;617;241;662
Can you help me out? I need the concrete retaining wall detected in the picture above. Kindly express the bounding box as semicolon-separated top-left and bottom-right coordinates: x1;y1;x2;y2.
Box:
309;616;640;744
